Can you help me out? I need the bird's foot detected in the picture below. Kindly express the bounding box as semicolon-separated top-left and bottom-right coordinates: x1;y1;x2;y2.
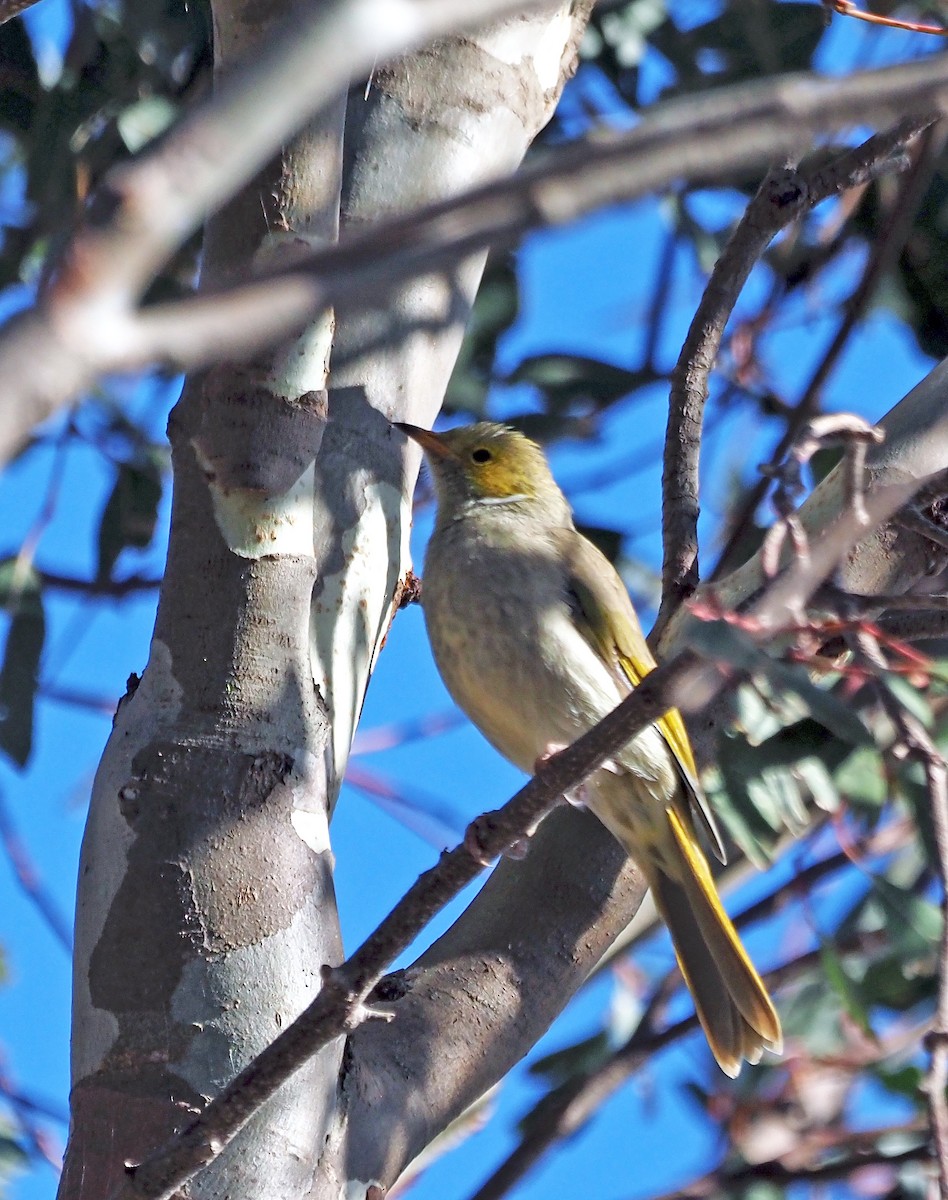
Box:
463;815;533;864
463;816;495;866
533;742;606;809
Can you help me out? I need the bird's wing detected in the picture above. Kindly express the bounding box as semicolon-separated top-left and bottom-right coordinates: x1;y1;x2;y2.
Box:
552;527;726;863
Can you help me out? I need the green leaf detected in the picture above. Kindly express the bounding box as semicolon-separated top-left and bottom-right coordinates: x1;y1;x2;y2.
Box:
819;939;874;1038
714;740;783;866
0;561;45;768
0;1131;28;1178
871;1063;925;1101
861;957;934;1012
834;746;888;808
687;618;873;747
899;768;941;878
748;718;851;774
883;673;934;730
505;354;657;413
528;1032;611;1085
444;253;519;415
117;96;176;153
870;877;942;959
780;977;844;1055
96;454;164;582
794;757;841;813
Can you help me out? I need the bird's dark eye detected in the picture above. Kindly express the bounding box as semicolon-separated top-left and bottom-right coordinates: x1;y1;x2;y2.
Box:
471;447;492;464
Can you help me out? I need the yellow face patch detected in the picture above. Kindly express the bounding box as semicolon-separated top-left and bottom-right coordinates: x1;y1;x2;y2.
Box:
439;426;547;500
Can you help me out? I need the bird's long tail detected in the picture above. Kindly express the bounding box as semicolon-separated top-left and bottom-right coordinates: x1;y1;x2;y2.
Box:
642;807;781;1077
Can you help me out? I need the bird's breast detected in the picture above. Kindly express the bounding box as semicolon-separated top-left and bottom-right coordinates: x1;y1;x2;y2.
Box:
421;522;616;773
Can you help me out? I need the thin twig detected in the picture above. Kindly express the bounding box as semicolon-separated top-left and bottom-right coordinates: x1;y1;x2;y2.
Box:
0;789;73;953
828;0;948;35
466;931;891;1200
0;1058;64;1171
759;412;884;586
713;120;946;580
33;570;162;597
3;62;948;464
647;1136;930;1200
655;113;933;642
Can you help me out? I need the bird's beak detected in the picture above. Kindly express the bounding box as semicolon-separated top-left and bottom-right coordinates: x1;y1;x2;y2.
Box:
394;422;454;460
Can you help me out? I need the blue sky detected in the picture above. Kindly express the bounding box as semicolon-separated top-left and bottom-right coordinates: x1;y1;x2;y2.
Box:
0;6;940;1200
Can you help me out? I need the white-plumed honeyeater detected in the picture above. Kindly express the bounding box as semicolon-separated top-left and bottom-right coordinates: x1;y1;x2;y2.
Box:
397;419;781;1077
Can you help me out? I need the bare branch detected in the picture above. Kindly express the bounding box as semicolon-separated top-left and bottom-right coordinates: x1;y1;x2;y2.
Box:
0;0;563;467
713;119;948;580
654;114;931;641
2;59;948;465
123;76;948;375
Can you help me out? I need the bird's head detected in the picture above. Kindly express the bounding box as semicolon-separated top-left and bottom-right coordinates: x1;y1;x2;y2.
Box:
396;421;568;524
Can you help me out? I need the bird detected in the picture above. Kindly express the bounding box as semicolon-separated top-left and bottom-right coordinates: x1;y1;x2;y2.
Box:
396;418;782;1077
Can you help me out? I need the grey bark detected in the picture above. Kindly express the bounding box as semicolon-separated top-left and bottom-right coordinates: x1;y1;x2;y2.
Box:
60;5;595;1200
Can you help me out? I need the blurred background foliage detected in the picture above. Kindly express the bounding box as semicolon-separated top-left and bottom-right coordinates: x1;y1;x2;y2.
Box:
1;1;947;1199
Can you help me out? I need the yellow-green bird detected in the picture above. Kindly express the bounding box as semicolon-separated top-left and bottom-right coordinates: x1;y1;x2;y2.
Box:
397;419;781;1077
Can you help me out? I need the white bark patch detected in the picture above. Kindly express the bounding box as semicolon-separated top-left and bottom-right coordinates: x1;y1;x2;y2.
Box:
171;895;326;1098
264;307;335;398
473;5;575;92
343;1181;384;1200
255;232;335;399
282;749;333;856
208;462;315;559
72;639;184;1080
311;479;409;791
291;807;331;857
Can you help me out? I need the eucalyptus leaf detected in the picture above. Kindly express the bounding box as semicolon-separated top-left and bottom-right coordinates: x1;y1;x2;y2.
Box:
687;618;872;747
883;674;934;730
96;454;164;583
870;876;942;959
0;563;44;768
819;939;874;1038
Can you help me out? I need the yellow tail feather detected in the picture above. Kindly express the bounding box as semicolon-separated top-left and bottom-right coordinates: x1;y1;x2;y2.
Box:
645;808;781;1077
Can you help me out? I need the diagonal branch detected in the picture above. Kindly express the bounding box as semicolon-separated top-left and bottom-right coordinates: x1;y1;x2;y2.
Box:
116;652;701;1200
0;0;561;467
123;69;948;375
2;55;948;465
114;359;948;1200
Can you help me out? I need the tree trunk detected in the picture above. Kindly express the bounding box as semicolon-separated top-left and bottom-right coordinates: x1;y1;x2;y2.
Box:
59;5;600;1198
